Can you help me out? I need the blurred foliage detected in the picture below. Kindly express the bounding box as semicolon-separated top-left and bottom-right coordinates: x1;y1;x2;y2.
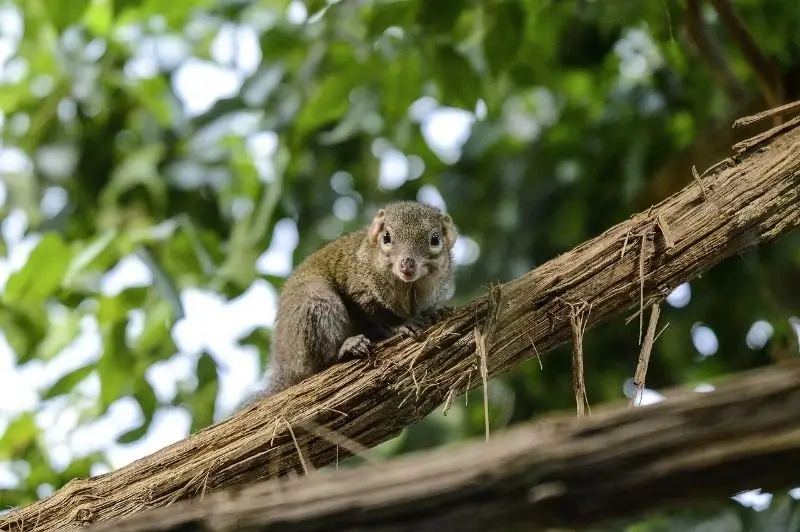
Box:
0;0;798;528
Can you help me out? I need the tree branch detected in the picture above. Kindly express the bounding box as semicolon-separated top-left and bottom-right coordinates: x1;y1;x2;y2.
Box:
84;362;800;531
2;104;800;532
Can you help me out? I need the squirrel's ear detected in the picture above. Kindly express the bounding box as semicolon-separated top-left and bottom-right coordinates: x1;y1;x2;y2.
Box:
368;208;386;242
442;214;458;249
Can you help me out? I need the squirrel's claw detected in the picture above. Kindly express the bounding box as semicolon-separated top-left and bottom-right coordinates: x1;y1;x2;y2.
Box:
396;306;455;341
338;334;372;361
395;322;426;341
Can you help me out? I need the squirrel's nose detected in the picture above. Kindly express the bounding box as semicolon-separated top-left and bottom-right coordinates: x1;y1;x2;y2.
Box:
399;257;416;275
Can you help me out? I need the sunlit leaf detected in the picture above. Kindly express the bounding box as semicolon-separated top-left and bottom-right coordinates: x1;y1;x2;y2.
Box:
189;352;219;432
35;311;82;361
134;379;158;424
0;414;38;459
98;323;134;407
101;144;167;214
4;234;72;305
0;304;49;364
63;230;119;287
134;299;175;355
117;424;149;444
295;74;359;139
42;365;96;399
44;0;89;31
134;247;185;321
59;454;101;484
84;0;113;35
366;0;418;37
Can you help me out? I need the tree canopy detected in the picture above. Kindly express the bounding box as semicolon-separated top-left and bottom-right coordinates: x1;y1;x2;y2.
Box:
0;0;798;528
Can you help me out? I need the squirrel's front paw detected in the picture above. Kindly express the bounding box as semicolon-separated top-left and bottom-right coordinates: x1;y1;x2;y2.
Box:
395;322;426;341
338;334;372;361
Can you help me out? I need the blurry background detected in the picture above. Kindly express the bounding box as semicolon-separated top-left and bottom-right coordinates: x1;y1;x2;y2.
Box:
0;0;799;528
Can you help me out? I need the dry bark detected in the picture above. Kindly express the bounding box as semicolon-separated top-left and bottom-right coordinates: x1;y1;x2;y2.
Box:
80;362;800;532
1;106;799;532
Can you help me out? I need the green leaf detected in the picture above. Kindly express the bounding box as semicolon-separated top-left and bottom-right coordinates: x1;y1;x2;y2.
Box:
59;454;101;483
189;352;219;432
134;247;185;321
84;0;113;35
63;229;119;288
98;323;134;407
101;144;167;214
35;311;82;361
317;89;376;145
117;423;149;444
44;0;89;31
134;299;175;355
0;304;48;364
295;74;356;139
238;326;270;370
0;413;38;459
484;1;526;76
138;0;214;28
196;351;218;388
381;53;422;124
367;0;418;37
4;234;72;305
134;379;158;424
42;364;96;399
112;0;143;19
136;76;174;127
418;0;466;35
432;45;482;109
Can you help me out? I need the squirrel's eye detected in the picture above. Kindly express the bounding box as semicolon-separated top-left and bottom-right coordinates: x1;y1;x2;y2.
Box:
382;231;391;245
430;232;441;247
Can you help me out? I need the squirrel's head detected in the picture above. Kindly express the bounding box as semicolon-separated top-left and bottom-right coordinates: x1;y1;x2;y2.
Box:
367;201;457;283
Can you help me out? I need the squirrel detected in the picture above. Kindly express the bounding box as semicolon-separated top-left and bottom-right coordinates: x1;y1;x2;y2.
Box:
256;201;458;398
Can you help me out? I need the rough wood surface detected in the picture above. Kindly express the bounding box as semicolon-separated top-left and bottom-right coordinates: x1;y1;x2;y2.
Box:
1;107;799;532
83;362;800;531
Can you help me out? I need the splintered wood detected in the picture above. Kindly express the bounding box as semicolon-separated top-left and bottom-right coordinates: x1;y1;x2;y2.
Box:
733;100;800;127
473;285;503;441
630;304;662;407
568;301;592;417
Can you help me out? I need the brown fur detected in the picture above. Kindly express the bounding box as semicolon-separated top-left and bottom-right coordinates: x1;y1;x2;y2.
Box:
257;201;457;397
